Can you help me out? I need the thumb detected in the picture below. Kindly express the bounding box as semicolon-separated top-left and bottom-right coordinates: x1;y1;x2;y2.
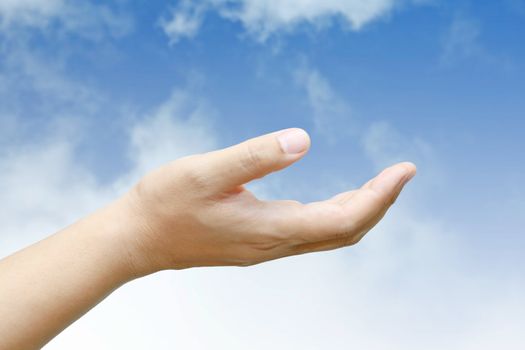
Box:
197;128;310;191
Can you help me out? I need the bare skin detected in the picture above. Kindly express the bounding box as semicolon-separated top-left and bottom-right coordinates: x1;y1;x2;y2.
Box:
0;128;416;349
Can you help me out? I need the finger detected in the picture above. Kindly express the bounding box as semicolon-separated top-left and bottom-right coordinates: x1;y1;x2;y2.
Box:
327;163;411;205
328;190;359;205
289;170;410;255
193;128;311;192
264;162;417;246
346;162;416;222
269;204;392;260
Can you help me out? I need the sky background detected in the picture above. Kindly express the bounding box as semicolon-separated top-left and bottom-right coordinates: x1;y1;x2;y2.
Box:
0;0;524;349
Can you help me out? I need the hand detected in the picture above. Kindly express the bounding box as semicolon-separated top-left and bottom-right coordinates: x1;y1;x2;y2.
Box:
0;128;416;349
121;128;416;275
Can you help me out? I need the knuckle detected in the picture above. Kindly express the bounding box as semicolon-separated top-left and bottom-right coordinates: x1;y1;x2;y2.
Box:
172;155;209;190
366;187;388;206
239;144;263;175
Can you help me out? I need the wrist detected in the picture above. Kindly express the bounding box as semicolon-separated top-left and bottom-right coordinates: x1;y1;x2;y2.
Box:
79;195;153;283
104;191;164;279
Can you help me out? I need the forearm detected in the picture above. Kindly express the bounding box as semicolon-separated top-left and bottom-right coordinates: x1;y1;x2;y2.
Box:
0;196;138;350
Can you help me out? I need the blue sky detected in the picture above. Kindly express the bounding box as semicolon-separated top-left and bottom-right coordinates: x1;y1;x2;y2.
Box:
1;1;524;349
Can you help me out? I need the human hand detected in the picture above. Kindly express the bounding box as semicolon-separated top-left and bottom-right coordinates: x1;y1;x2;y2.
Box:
121;128;416;276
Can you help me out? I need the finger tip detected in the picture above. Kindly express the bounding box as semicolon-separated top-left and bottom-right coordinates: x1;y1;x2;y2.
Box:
297;128;311;151
400;161;417;180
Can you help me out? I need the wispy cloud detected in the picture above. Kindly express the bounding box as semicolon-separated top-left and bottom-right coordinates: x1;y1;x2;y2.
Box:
440;15;513;69
217;0;398;40
0;0;133;40
159;0;206;44
0;0;64;28
160;0;425;43
294;66;355;142
441;16;484;65
293;65;434;172
0;99;218;265
117;89;219;192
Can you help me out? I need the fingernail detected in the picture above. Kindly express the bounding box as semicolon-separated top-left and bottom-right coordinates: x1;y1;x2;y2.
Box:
277;128;310;154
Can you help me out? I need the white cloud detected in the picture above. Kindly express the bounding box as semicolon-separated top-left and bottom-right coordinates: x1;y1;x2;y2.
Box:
0;67;219;257
161;0;413;42
294;66;356;142
219;0;397;39
0;0;133;40
0;0;64;28
160;0;206;44
0;50;117;255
